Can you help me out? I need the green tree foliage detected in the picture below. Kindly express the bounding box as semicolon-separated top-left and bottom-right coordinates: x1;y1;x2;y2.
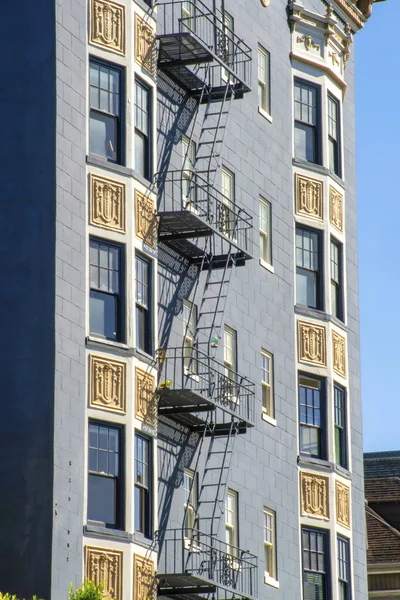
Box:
68;581;104;600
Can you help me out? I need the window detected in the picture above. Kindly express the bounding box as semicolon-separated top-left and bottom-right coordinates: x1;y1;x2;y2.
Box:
258;46;271;115
302;528;329;600
182;1;195;31
296;227;322;310
222;12;234;78
259;197;272;265
135;434;152;538
184;469;198;540
225;489;238;556
135;253;152;355
334;385;347;469
328;94;341;176
261;350;274;417
294;79;320;164
221;167;235;238
331;238;343;321
183;300;197;374
182;135;196;208
338;537;351;600
88;422;122;528
90;59;122;163
135;79;151;180
299;375;325;459
90;239;122;341
224;326;237;400
264;508;277;581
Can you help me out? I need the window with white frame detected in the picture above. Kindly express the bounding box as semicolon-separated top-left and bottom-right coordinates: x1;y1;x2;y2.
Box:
259;197;272;265
221;167;235;238
224;325;237;400
183;300;197;374
182;135;196;208
258;45;271;115
261;350;274;417
225;489;238;556
183;469;198;540
222;12;234;80
264;508;277;581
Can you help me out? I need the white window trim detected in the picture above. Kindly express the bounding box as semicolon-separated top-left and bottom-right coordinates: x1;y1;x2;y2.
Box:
261;350;274;419
259;258;275;273
264;507;278;585
259;196;272;267
258;45;271;118
225;488;238;557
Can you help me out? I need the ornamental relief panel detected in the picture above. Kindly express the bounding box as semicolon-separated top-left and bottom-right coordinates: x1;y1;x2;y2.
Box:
135;190;155;248
300;472;329;519
330;186;343;232
90;174;126;233
90;355;126;414
332;331;346;378
135;15;156;76
134;555;155;600
298;321;326;366
296;174;323;220
136;368;156;426
86;546;123;600
336;481;350;528
90;0;125;56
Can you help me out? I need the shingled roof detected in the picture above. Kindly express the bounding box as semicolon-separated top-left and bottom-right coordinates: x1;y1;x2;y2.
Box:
365;478;400;503
366;505;400;564
364;451;400;479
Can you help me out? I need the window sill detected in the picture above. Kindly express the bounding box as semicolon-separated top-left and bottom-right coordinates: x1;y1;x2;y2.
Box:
184;369;200;382
294;305;347;332
264;575;279;588
334;464;351;479
134;347;155;366
298;455;333;472
259;258;274;273
86;336;131;353
292;159;345;187
84;523;130;542
134;531;154;548
87;155;132;178
262;412;277;427
258;107;273;123
184;538;201;552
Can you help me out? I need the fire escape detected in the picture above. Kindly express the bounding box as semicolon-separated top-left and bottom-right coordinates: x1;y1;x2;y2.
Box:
155;2;257;599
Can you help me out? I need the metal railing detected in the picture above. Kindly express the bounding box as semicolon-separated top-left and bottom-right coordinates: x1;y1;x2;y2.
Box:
157;0;252;89
157;529;258;599
157;346;256;425
157;170;253;256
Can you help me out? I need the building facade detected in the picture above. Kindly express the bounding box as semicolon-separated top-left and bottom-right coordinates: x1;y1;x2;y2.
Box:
0;0;384;598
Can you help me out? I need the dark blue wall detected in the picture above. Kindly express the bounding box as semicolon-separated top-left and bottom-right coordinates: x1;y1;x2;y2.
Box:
0;2;56;597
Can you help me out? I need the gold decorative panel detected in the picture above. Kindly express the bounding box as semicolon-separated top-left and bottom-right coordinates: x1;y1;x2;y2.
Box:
298;321;326;366
136;368;156;426
86;546;123;600
135;190;155;247
330;186;343;232
134;555;155;600
336;481;350;528
90;174;126;233
332;331;346;378
300;472;329;520
90;355;126;414
90;0;125;55
296;174;323;219
135;15;156;76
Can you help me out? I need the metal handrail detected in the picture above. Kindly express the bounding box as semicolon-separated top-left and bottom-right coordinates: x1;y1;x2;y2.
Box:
157;346;256;425
156;0;252;88
156;170;253;255
157;528;258;599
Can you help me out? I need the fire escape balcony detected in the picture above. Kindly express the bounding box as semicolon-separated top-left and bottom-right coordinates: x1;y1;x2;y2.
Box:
157;529;258;600
157;347;256;431
156;0;252;99
157;170;253;263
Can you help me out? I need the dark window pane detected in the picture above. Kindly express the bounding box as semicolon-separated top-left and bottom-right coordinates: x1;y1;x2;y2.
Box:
90;290;118;339
295;123;316;162
135;131;147;177
90;112;117;162
88;474;117;526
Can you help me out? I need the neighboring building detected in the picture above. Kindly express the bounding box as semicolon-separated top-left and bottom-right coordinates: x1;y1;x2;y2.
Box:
365;451;400;599
0;0;384;598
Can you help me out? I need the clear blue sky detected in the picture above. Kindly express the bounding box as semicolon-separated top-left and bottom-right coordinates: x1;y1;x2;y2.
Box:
356;0;400;451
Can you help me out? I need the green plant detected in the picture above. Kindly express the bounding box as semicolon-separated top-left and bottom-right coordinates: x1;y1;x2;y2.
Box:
68;581;104;600
0;595;39;599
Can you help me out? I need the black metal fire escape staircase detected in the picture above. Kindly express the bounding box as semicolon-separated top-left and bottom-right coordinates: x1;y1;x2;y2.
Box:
155;3;257;600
